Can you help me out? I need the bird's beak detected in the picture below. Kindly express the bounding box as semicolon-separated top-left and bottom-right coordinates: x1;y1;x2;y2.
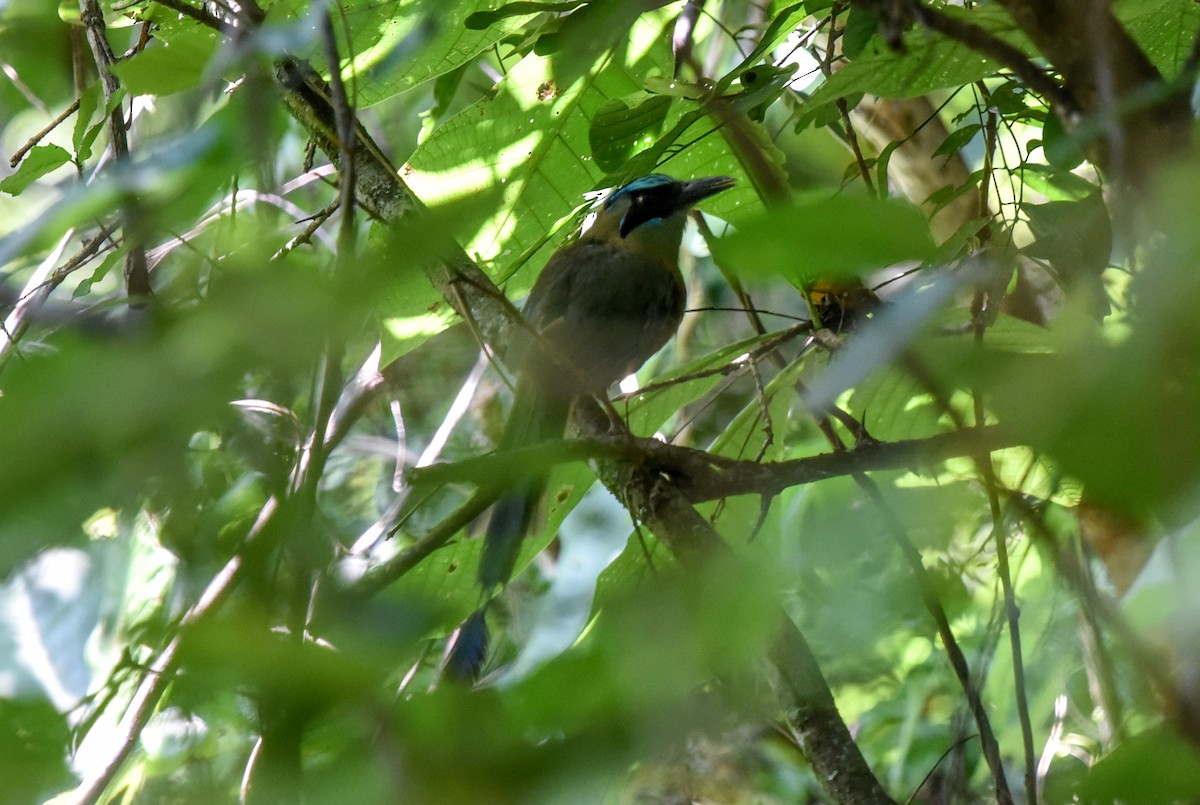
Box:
678;175;735;207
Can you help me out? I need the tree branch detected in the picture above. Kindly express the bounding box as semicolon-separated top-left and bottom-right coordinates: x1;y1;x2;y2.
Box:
573;400;897;804
78;0;151;302
273;58;513;351
408;425;1014;502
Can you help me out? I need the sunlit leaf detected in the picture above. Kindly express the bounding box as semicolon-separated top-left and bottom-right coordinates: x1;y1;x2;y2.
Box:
1;145;71;195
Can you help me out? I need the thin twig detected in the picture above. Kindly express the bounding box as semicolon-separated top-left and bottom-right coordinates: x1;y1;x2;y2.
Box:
352;490;498;598
856;473;1015;805
70;498;281;805
838;96;877;193
151;0;230;32
971;88;1037;804
9;98;81;168
271;198;340;260
78;0;151;301
319;10;357;257
820;3;876;193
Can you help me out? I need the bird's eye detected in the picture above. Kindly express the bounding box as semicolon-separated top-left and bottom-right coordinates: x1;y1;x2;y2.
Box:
633;193;646;206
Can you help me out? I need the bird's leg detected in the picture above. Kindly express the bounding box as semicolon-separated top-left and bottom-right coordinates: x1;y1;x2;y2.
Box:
604;394;631;434
571;394;632;437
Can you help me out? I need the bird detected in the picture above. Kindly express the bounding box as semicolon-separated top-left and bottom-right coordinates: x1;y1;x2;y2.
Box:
807;277;881;333
448;173;735;678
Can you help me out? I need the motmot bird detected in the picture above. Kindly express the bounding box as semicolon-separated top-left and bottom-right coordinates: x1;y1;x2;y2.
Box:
450;175;733;678
478;174;735;591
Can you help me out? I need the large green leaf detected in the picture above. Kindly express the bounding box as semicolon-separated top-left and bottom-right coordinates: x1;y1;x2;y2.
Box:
110;26;220;96
1077;727;1200;804
0;698;74;803
0;145;71;196
713;195;936;282
799;5;1030;125
403;12;755;292
402;20;667;278
259;0;534;107
342;0;536;106
1116;0;1200;76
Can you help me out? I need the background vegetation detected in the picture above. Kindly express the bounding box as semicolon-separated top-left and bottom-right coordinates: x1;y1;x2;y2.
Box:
3;0;1200;802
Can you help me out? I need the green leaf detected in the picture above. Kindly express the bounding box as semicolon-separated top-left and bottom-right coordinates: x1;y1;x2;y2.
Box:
842;7;879;59
72;82;102;161
1;145;71;195
731;62;799;122
629;331;788;456
0;698;74;803
347;0;535;107
71;248;121;298
1024;193;1112;283
924;168;983;214
74;89;125;166
933;123;981;158
404;12;753;290
466;1;580;29
706;348;813;462
418;63;469;143
260;0;534;107
369;185;506;364
987;78;1032;115
846;366;943;441
798;6;1030;127
874;140;901;198
1042;110;1086;171
1018;163;1098;201
1078;727;1200;804
588;92;672;172
110;28;219;96
395;460;598;632
1117;0;1200;76
978;312;1057;353
405;44;628;272
714;195;936;282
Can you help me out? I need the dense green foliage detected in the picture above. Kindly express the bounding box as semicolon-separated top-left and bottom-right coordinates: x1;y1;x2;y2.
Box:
4;0;1200;802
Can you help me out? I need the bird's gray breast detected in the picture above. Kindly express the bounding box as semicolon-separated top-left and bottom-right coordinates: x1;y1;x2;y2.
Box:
518;241;685;396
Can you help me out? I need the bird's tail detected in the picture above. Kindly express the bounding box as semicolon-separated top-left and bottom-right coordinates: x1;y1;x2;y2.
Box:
448;388;568;679
477;385;568;590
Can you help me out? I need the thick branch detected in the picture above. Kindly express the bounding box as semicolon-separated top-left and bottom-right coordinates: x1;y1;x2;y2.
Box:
573;401;896;804
409;425;1014;502
273;58;513;350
